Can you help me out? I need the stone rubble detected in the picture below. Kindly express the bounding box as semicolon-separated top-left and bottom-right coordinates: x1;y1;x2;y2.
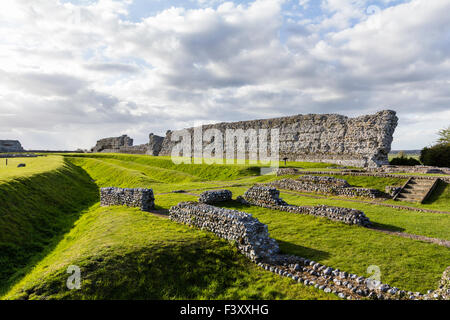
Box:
198;189;233;204
100;187;155;211
240;185;371;227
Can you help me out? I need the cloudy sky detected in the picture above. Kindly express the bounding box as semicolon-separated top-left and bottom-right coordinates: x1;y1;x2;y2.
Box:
0;0;449;150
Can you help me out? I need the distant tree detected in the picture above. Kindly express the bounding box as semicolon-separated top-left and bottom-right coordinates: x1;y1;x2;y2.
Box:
437;126;450;144
420;126;450;168
390;154;421;166
420;144;450;168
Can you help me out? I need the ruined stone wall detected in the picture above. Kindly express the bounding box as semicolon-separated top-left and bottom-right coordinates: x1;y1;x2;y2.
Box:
147;133;164;156
240;185;371;226
198;190;233;204
100;187;155;211
159;110;398;167
372;165;450;175
92;133;164;155
0;140;24;153
269;177;385;199
92;135;133;153
169;202;280;262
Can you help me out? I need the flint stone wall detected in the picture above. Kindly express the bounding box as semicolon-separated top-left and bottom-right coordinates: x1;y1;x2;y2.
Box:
159;110;398;168
198;190;233;204
240;185;371;226
371;165;450;175
169;202;280;262
433;267;450;300
269;177;384;199
92;133;164;155
0;140;24;153
169;200;445;300
100;187;155;211
92;135;133;153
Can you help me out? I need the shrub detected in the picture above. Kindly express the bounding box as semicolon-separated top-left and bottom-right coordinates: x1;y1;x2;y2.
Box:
389;155;421;166
420;144;450;168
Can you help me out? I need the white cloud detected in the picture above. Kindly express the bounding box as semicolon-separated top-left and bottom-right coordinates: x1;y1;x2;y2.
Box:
0;0;448;150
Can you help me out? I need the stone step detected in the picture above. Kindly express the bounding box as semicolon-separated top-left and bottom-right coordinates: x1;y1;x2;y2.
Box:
401;189;427;196
409;180;434;187
404;185;430;192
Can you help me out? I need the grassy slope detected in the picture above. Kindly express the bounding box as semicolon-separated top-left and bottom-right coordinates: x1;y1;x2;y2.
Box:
0;156;98;294
3;154;449;299
4;204;335;300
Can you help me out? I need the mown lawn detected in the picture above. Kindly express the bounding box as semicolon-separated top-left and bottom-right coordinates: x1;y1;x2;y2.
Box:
3;204;336;300
0;156;63;183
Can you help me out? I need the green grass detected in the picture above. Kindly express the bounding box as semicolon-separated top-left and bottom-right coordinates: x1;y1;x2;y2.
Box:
223;187;450;241
309;174;407;193
3;204;336;300
1;153;449;300
0;156;63;183
0;157;98;294
219;200;450;293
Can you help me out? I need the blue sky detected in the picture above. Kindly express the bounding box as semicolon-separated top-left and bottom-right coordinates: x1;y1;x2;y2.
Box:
1;0;448;150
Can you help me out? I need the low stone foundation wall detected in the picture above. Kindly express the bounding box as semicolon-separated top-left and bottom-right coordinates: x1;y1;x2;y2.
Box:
240;185;371;227
168;199;447;300
100;187;155;211
371;165;450;175
198;190;233;204
169;202;280;262
268;177;384;199
283;170;450;183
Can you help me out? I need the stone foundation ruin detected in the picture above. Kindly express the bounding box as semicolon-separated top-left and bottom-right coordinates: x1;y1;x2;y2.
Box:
169;202;280;262
198;190;233;204
239;185;371;226
269;176;385;199
100;187;155;211
159;110;398;168
169;199;447;300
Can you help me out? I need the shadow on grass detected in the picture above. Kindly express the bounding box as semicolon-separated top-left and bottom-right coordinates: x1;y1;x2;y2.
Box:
369;222;405;233
423;180;448;204
0;160;99;296
276;240;330;261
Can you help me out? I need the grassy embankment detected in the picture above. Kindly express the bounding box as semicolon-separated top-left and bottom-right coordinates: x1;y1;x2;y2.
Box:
2;154;449;299
1;155;335;300
0;156;98;295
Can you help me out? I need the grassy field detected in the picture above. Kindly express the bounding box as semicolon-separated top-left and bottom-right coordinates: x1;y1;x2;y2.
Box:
0;156;63;183
0;153;449;300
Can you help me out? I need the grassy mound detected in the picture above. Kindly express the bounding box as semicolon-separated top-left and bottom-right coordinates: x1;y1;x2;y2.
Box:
0;156;98;294
3;205;335;300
